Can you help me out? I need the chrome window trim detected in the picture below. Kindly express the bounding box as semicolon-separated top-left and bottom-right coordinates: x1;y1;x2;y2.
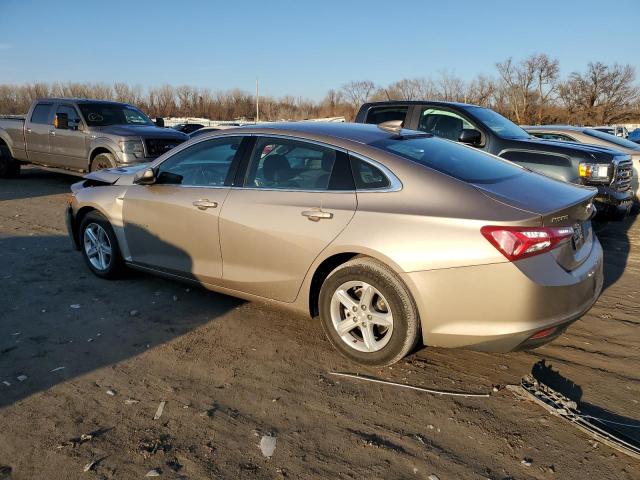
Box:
348;152;403;193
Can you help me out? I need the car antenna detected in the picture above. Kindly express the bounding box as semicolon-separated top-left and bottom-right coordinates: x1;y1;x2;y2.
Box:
377;120;403;133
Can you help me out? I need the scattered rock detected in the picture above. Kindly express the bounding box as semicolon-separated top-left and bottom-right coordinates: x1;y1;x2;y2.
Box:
16;375;27;382
154;401;166;420
521;458;533;467
172;295;178;302
2;381;10;387
146;468;161;477
428;475;440;480
70;304;81;309
260;435;277;458
129;309;140;317
106;389;116;396
83;460;96;472
124;398;140;405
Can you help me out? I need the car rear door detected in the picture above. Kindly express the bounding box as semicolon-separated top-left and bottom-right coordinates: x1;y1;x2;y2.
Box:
25;102;54;165
219;135;357;302
122;135;248;283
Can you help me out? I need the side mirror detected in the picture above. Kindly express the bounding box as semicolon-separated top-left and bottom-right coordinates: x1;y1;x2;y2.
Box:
55;112;69;130
155;117;165;128
459;128;482;146
134;167;156;185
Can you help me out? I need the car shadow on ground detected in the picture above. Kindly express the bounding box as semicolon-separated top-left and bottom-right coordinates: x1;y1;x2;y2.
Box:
0;166;80;201
532;359;640;447
594;211;638;291
0;229;244;409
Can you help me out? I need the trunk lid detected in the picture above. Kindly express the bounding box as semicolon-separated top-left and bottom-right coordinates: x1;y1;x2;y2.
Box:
473;171;597;271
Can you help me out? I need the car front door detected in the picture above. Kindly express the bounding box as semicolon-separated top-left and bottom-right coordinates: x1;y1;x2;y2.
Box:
122;135;246;283
416;106;486;148
25;102;54;165
219;136;357;302
50;103;87;169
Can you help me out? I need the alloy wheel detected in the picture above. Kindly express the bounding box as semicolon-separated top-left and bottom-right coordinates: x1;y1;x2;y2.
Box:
83;223;112;271
330;281;394;353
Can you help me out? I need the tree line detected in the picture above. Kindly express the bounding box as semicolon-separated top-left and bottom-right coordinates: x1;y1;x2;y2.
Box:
1;54;638;125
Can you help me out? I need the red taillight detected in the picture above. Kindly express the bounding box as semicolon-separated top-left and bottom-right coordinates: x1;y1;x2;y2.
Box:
481;225;574;261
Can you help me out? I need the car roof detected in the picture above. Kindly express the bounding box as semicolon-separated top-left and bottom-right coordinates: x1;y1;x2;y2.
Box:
36;97;133;105
220;121;427;146
523;125;586;132
361;100;484;110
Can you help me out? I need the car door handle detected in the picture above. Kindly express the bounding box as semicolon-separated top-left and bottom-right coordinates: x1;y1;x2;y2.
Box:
48;130;56;136
192;199;218;210
301;209;333;221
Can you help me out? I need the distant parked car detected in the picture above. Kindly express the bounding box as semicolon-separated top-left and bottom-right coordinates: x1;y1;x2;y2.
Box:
525;125;639;204
593;126;628;138
66;122;603;365
172;123;204;134
355;101;634;218
0;98;187;177
629;128;640;145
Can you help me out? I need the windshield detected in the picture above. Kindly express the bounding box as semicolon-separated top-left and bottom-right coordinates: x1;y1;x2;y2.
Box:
78;103;154;127
584;129;640;150
467;106;530;139
371;136;524;184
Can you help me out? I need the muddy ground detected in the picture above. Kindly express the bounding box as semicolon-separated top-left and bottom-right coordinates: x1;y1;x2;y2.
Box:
0;167;639;480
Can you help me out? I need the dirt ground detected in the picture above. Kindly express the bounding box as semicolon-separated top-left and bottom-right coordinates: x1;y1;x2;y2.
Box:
1;166;639;480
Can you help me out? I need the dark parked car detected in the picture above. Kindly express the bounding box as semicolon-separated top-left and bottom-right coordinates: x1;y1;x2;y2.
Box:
172;123;205;134
629;128;640;145
355;101;634;218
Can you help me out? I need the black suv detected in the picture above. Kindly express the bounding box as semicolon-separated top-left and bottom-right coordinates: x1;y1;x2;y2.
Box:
356;101;634;218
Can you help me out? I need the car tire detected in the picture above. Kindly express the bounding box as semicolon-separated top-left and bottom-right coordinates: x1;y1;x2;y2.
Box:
90;153;116;172
79;211;125;279
0;146;20;178
318;257;420;366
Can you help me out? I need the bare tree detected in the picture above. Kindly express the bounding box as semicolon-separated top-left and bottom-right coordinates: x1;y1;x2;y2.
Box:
340;80;376;108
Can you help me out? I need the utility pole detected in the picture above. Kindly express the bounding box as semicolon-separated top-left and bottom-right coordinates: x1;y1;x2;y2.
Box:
256;78;259;123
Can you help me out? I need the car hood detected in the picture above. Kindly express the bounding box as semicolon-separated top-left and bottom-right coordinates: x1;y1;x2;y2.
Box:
91;124;188;140
517;136;623;158
82;163;150;185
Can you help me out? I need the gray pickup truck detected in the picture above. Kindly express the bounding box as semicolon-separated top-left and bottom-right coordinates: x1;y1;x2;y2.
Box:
0;98;188;178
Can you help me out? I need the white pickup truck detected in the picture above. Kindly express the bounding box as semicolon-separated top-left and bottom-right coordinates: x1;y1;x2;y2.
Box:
0;98;187;178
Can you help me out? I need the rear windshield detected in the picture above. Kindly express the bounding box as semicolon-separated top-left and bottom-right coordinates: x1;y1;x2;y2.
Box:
584;129;640;150
371;136;524;184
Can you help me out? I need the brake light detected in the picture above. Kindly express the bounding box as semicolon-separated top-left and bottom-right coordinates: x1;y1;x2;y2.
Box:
481;226;574;261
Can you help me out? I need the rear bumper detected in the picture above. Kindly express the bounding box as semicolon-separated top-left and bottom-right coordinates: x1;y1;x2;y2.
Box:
401;238;604;352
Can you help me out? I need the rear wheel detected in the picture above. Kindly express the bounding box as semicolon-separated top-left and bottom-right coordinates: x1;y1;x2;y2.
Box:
319;257;420;366
79;211;124;279
0;145;20;178
90;152;116;172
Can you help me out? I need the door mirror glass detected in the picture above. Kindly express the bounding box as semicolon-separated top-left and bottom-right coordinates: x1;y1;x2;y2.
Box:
55;112;69;130
134;167;156;185
458;128;482;145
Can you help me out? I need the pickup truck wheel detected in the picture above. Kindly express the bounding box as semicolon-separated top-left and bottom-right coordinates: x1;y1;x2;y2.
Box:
90;153;116;172
318;257;420;366
79;211;125;279
0;146;20;178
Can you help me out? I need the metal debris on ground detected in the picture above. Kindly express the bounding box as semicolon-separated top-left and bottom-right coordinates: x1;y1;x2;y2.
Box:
16;375;27;382
70;304;81;309
259;435;277;458
106;389;116;396
124;398;140;405
154;401;166;420
146;468;161;477
50;366;65;373
508;375;640;460
83;460;96;472
329;372;491;398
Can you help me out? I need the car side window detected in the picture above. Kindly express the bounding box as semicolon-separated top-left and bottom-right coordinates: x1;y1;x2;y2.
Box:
418;107;477;142
155;137;242;186
350;156;391;189
245;137;342;190
532;132;574;141
30;103;53;124
365;106;409;125
55;105;82;130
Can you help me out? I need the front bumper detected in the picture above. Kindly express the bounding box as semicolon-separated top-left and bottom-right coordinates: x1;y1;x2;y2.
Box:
401;238;604;352
593;185;633;218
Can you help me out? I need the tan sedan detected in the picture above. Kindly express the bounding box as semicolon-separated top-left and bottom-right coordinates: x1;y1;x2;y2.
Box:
66;123;603;365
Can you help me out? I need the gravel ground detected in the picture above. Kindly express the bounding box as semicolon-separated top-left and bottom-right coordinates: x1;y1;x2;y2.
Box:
1;167;639;480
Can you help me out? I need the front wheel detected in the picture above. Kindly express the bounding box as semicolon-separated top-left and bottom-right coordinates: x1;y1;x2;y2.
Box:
90;153;116;172
79;211;125;279
319;258;420;366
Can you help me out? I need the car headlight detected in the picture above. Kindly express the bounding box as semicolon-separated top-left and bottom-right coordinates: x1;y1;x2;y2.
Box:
579;162;611;183
119;140;145;158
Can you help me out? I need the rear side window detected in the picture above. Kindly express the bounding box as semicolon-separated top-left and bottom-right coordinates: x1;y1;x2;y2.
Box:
365;106;408;125
371;136;524;184
30;103;53;124
350;156;390;189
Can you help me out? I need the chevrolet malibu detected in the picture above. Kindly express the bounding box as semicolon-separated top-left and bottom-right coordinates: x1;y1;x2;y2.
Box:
66;122;603;366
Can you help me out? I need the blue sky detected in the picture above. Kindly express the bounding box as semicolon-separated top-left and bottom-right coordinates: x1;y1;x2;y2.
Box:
0;0;638;100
